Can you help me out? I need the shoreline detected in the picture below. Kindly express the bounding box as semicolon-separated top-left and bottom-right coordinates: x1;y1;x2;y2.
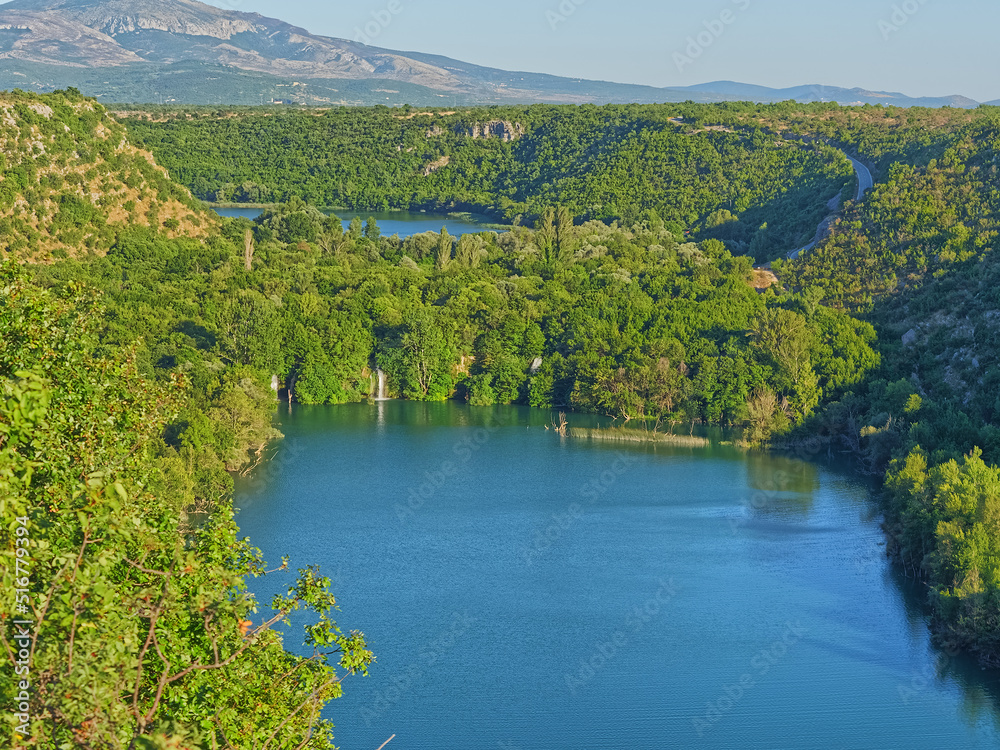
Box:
206;203;509;229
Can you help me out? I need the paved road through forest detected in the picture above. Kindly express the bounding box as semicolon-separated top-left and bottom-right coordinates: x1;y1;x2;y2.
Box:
787;152;874;260
849;155;874;200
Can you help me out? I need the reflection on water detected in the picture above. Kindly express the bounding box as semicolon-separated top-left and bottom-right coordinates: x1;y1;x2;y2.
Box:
745;451;821;496
235;402;1000;750
743;451;821;520
890;564;1000;734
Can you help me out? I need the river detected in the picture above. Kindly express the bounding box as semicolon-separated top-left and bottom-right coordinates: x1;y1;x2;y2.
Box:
234;403;1000;749
211;207;495;237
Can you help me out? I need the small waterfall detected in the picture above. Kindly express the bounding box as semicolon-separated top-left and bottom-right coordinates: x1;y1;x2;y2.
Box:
374;368;388;401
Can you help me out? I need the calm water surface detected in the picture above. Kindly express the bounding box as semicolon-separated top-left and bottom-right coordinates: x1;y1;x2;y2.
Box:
212;207;494;237
235;403;1000;750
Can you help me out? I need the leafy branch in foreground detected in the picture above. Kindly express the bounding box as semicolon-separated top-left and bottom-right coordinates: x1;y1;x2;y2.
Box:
0;266;372;748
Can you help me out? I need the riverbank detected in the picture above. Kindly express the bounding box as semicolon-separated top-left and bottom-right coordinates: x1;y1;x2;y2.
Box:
206;201;280;210
207;203;510;232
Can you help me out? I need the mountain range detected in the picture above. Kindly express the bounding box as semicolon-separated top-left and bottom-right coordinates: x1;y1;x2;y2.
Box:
0;0;992;107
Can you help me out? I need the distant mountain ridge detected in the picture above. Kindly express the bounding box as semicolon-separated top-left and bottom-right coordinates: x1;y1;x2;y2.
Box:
681;81;981;110
0;0;989;107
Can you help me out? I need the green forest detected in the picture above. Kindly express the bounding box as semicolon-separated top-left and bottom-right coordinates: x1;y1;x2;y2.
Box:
6;90;1000;746
120;104;855;261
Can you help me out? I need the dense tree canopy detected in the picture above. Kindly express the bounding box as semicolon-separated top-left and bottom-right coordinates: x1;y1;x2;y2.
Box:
9;89;1000;743
122;103;855;260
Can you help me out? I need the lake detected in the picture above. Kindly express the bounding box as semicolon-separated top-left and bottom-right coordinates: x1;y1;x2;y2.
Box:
234;403;1000;749
211;207;496;238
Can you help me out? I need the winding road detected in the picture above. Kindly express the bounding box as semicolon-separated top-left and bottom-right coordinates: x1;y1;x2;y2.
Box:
848;155;874;200
786;152;873;260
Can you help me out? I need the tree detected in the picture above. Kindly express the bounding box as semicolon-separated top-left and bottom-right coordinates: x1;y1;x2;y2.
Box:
749;221;771;259
400;311;451;399
554;205;576;264
207;374;283;470
536;207;556;260
745;387;789;444
535;206;576;266
317;216;345;256
646;357;691;430
435;227;453;271
595;367;642;422
243;227;254;271
749;307;814;392
455;233;486;268
217;290;282;370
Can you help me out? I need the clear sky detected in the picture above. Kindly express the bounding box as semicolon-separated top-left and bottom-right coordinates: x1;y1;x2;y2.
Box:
197;0;999;102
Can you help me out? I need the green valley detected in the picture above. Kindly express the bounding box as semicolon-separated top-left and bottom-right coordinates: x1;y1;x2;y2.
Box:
5;89;1000;745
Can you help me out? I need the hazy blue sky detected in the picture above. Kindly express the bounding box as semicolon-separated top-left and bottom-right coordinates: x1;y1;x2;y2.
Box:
198;0;997;101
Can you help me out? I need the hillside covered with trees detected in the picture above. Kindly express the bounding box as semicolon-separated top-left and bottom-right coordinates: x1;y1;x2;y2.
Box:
7;90;1000;744
120;104;855;261
0;88;208;263
32;198;879;439
0;92;374;749
774;109;1000;660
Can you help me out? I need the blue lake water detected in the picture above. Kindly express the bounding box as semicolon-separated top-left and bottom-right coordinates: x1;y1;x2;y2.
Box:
234;402;1000;750
211;207;495;238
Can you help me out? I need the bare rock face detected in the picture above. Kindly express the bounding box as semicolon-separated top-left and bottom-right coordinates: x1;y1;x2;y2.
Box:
422;155;450;176
0;10;145;67
458;120;525;141
7;0;267;39
902;329;918;347
0;0;463;89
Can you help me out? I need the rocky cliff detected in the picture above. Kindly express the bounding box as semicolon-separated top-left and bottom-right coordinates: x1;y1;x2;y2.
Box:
0;0;461;89
460;120;525;141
